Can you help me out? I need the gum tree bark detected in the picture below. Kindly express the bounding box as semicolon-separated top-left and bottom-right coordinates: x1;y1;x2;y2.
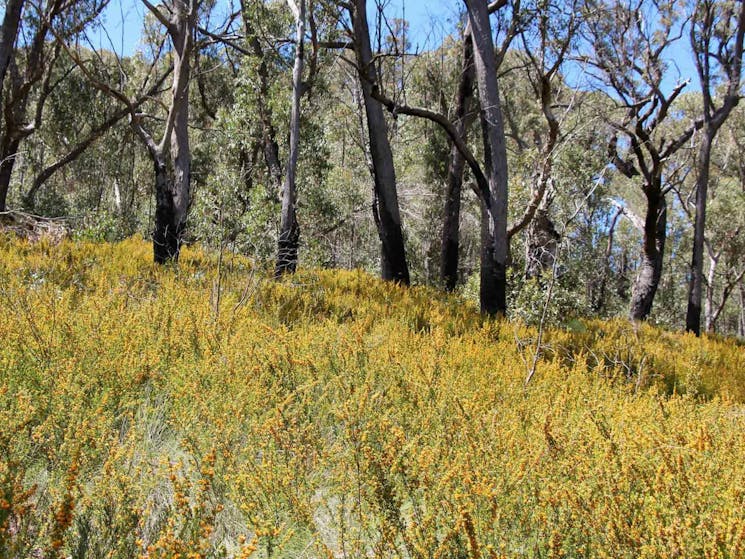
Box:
275;0;305;276
630;186;667;320
685;0;745;335
440;30;475;292
465;0;509;316
349;0;409;284
0;0;24;103
128;0;198;263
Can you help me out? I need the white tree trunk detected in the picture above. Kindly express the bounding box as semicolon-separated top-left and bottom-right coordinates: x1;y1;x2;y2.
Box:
276;0;305;276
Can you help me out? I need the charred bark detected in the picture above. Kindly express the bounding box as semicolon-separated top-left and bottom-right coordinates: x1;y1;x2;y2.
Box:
350;0;409;284
275;0;305;277
630;192;667;321
440;31;475;291
152;157;181;263
0;137;20;212
466;0;509;316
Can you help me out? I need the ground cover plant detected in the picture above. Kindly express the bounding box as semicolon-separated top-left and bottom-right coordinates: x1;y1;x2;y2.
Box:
1;236;745;558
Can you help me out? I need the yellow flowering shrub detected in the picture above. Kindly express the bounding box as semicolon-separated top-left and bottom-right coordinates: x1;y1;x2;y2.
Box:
1;235;744;558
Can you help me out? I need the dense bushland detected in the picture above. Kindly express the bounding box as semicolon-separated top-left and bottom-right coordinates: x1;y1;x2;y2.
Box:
1;237;745;558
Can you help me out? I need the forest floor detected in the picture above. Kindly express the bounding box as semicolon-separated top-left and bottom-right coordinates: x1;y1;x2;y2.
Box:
1;236;745;558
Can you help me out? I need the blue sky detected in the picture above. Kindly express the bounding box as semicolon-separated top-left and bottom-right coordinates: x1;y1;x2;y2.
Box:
94;0;698;91
95;0;462;55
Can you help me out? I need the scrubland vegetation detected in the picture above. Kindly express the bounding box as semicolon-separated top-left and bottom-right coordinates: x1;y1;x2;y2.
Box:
2;236;745;558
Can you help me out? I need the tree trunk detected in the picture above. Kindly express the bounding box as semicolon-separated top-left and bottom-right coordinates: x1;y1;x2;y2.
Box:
525;208;559;279
617;249;630;301
0;136;21;212
593;206;623;313
685;126;714;335
276;0;305;277
0;0;22;91
161;16;192;263
630;190;667;321
440;30;475;291
0;0;24;104
350;0;409;284
152;156;181;263
465;0;509;316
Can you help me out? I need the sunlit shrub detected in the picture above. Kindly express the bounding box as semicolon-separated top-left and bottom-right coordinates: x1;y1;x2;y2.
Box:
1;236;744;558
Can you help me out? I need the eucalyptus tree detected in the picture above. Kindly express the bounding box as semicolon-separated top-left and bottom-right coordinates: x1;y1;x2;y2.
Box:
439;25;475;291
510;0;583;279
440;0;521;293
672;100;745;334
142;0;199;263
347;0;410;284
61;0;202;263
369;0;521;315
685;0;745;335
461;0;510;315
581;0;704;321
275;0;306;276
0;0;107;212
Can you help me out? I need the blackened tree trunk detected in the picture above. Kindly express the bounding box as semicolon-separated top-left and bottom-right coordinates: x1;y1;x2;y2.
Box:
440;30;475;291
125;0;197;263
152;156;181;262
630;189;667;321
350;0;409;284
440;29;476;291
0;58;35;212
164;7;193;264
0;137;20;212
0;0;106;212
276;0;305;277
465;0;509;316
0;4;53;212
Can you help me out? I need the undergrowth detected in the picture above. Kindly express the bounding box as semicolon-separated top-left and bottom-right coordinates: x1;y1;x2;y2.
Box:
1;236;744;558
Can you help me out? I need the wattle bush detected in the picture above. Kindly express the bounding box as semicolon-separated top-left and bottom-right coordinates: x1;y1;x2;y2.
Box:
1;236;744;558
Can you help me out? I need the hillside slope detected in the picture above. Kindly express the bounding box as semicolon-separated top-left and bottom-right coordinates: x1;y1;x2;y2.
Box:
1;237;744;558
